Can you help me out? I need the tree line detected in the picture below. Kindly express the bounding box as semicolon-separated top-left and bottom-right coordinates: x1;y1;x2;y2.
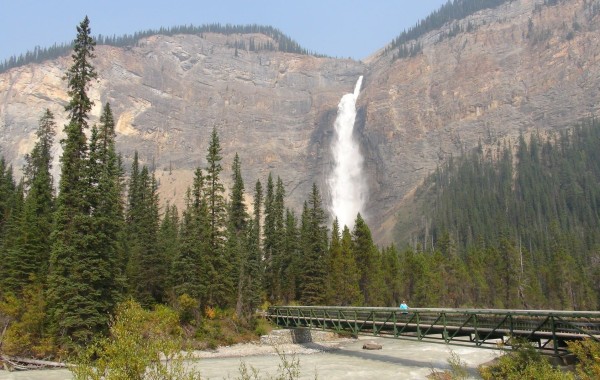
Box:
385;0;515;60
0;23;320;74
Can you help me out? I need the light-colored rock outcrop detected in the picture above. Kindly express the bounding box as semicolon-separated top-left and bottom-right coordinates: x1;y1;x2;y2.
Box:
2;0;600;243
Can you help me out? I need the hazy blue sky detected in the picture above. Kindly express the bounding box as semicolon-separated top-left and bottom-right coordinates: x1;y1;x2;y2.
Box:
0;1;448;62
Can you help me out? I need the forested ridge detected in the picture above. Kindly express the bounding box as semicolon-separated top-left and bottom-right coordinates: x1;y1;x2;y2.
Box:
386;0;511;59
398;120;600;311
0;23;319;74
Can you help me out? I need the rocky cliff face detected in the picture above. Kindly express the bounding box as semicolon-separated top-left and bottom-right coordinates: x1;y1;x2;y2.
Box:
1;0;600;243
359;0;600;241
0;32;365;219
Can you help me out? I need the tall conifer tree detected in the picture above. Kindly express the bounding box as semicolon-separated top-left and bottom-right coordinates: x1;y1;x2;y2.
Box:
46;16;112;345
204;127;231;306
126;165;162;305
158;202;179;292
263;173;276;300
297;184;328;305
0;176;24;295
87;103;126;305
281;208;300;303
5;110;56;293
353;213;384;306
326;220;362;305
241;180;264;313
172;168;209;302
228;153;249;314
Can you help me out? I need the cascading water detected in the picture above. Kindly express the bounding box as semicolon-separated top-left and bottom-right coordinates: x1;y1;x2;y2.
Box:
328;76;365;230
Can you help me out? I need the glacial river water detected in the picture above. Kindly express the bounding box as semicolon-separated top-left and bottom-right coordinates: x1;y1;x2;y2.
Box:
0;337;497;380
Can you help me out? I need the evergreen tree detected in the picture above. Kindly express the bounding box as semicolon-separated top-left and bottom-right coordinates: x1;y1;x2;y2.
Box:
281;208;300;303
0;159;17;240
402;247;434;307
0;159;17;291
229;153;247;233
241;180;264;313
126;165;162;306
326;220;362;305
263;176;286;302
171;168;209;302
263;173;276;300
87;103;126;307
4;110;56;293
352;213;384;306
228;153;249;315
204;127;231;306
46;16;115;345
64;16;97;130
380;244;402;307
0;179;25;295
297;184;328;305
157;202;179;293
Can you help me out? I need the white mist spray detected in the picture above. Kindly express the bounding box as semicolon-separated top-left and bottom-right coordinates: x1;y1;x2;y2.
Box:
328;76;365;230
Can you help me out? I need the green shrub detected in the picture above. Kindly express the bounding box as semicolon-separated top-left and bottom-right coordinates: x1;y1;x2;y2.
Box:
71;299;201;380
176;293;199;325
0;284;55;358
253;318;272;337
567;339;600;380
479;339;573;380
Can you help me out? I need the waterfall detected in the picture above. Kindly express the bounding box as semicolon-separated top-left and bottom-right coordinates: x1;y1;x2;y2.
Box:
328;76;365;230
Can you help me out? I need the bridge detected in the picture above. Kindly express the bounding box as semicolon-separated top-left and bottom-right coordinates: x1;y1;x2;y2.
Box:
267;306;600;356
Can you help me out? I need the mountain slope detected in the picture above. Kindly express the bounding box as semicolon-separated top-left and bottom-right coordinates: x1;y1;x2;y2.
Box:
1;0;600;244
360;0;600;242
0;32;364;215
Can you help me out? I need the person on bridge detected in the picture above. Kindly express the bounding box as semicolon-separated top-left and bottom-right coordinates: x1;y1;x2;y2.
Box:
400;300;409;314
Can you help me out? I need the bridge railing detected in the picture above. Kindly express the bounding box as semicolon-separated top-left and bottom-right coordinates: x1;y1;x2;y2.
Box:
267;306;600;355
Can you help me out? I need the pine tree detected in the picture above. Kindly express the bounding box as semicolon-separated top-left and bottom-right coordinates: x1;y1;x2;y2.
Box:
281;208;300;303
0;178;25;295
204;127;231;306
326;219;362;305
64;16;97;130
87;103;126;305
242;180;264;313
402;247;434;307
4;110;56;293
228;153;249;314
324;218;342;304
172;168;209;302
352;213;384;306
229;153;247;233
263;173;276;300
158;202;179;293
0;159;17;240
46;16;114;345
380;244;402;307
297;184;328;305
126;165;162;306
272;177;286;301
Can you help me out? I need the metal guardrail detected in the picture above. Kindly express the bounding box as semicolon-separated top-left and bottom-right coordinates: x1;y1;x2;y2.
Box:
267;306;600;355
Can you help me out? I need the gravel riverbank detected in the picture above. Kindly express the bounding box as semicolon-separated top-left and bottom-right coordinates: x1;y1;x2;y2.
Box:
191;337;354;359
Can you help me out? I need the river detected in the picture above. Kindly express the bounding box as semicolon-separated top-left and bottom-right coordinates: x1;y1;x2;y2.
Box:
0;337;497;379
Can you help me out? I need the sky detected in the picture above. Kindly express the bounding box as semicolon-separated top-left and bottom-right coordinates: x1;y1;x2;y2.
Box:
0;1;449;62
